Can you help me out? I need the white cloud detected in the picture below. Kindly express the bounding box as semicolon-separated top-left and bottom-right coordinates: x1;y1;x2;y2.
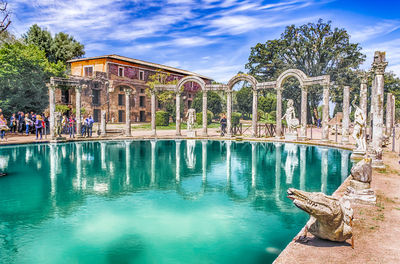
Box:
350;21;400;42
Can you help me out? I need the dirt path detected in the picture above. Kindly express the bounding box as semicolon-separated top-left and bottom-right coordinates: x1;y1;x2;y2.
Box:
274;150;400;264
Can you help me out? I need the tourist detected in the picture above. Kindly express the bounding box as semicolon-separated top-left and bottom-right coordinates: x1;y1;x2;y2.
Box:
62;115;68;134
68;115;75;138
0;113;9;141
82;115;87;137
220;114;227;136
35;115;43;140
24;114;33;135
18;111;25;135
9;113;17;133
86;115;94;137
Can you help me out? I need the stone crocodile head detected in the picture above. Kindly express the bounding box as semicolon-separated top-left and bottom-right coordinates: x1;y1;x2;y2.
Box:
287;188;342;224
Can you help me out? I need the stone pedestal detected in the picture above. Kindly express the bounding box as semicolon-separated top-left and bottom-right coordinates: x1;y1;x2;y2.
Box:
350;150;366;161
285;132;298;141
50;136;67;143
100;110;107;137
371;158;385;169
187;130;197;138
344;179;376;204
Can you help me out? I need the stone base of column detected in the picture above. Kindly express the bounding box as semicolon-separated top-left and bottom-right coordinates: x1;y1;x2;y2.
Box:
50;136;67;143
75;134;83;139
298;136;308;141
201;132;208;137
371;158;385;169
284;133;298;141
187;131;197;138
350;150;366;161
341;137;349;144
151;130;157;137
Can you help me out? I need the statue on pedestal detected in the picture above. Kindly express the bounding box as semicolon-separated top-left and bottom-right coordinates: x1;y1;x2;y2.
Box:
186;108;196;137
282;99;299;140
351;99;367;159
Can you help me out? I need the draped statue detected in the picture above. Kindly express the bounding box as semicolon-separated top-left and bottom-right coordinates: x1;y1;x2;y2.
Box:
282;99;300;135
352;99;366;154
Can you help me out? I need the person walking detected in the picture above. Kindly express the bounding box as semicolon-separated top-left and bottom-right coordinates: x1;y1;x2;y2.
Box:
86;115;94;137
220;114;227;136
24;113;33;135
0;114;9;141
82;115;87;137
18;111;25;135
9;113;17;134
68;116;75;138
35;115;43;140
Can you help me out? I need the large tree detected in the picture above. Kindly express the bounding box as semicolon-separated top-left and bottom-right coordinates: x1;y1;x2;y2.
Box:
0;42;65;116
0;1;10;34
245;19;366;116
192;91;222;116
23;24;85;63
235;85;253;118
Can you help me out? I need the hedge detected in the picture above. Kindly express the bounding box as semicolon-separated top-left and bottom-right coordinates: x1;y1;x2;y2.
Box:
196;111;213;125
156;111;170;126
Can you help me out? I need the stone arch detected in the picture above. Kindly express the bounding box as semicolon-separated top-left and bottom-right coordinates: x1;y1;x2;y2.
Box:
114;83;136;94
275;69;308;89
227;73;257;91
177;75;206;92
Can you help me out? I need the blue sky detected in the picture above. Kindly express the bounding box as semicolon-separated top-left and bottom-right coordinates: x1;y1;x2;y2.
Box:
8;0;400;82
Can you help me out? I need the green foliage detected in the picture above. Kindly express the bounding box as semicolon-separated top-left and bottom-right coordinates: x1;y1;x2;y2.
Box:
196;111;213;125
0;41;62;115
192;91;223;116
156;111;170;126
232;112;242;126
235;85;252;117
23;24;85;63
71;107;86;115
268;110;277;123
55;104;70;114
258;92;277;113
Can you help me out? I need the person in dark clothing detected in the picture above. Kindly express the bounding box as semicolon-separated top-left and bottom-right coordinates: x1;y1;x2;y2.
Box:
220;114;227;136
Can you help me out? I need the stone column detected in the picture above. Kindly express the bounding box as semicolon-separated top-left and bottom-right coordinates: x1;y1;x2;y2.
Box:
386;93;393;135
226;90;232;137
342;86;350;143
372;52;388;149
202;90;208;136
392;95;396;127
360;74;368;119
300;86;307;140
75;85;84;137
176;92;181;136
151;90;156;136
276;88;282;138
124;88;132;137
322;85;330;141
252;89;258;137
100;110;107;137
47;84;56;138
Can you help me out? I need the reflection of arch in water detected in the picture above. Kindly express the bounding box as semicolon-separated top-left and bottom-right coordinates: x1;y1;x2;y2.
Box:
186;140;196;169
284;143;299;184
340;150;350;182
320;147;328;193
175;176;206;200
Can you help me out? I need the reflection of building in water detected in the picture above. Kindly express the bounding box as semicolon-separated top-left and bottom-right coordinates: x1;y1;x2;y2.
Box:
321;148;328;193
299;145;306;190
186;140;196;169
340;150;349;182
150;140;156;185
284;144;298;184
49;144;57;196
100;142;107;170
202;140;207;182
175;140;181;182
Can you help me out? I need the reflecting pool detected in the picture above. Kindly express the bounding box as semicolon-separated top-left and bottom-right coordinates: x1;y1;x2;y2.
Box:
0;140;351;264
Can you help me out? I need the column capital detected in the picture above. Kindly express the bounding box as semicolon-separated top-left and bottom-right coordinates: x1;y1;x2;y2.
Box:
359;72;369;84
75;84;87;92
372;51;388;75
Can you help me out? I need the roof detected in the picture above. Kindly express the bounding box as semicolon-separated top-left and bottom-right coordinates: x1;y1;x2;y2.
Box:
67;54;213;81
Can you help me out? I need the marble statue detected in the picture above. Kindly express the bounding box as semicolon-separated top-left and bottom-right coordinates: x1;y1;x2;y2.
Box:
351;100;367;156
282;99;299;139
186;108;196;131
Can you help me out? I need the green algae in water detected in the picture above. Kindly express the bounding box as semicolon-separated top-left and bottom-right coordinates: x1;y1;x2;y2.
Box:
0;140;351;264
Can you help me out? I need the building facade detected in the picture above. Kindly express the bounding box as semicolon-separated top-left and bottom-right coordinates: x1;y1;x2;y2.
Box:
57;55;212;122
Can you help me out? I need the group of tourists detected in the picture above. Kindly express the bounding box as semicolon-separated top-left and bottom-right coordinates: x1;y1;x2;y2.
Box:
0;109;49;141
61;115;94;138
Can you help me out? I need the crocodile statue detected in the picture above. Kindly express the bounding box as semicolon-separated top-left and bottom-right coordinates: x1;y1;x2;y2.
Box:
287;188;354;247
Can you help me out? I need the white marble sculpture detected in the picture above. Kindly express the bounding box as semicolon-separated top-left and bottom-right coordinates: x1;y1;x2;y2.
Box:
351;101;367;159
186;108;196;137
282;99;299;140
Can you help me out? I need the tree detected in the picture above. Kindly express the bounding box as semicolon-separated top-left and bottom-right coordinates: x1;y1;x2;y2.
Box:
245;19;366;118
0;42;65;116
23;25;85;63
235;85;253;118
0;1;10;34
258;92;277;114
192;91;222;116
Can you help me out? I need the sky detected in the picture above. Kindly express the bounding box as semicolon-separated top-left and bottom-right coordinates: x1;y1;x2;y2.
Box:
8;0;400;82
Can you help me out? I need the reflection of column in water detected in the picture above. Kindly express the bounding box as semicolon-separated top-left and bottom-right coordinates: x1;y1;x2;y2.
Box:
125;141;132;185
49;144;57;196
226;140;231;185
341;150;349;182
176;140;181;182
62;145;67;159
0;154;9;171
202;140;207;182
75;142;82;190
186;140;196;169
275;143;282;196
284;144;298;184
300;145;306;190
321;148;328;193
251;142;256;188
100;142;107;170
150;140;157;186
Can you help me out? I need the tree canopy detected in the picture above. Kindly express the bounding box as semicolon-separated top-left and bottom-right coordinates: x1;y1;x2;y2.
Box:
0;1;10;34
192;91;222;116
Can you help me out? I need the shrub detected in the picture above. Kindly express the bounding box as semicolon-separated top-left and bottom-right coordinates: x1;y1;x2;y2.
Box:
56;104;70;114
232;112;241;126
267;110;277;123
197;111;213;125
156;111;169;126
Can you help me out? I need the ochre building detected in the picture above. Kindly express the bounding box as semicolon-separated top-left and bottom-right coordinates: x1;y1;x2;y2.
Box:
57;55;212;123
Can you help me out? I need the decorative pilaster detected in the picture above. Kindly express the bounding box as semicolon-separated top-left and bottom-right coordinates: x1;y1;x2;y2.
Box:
124;88;132;137
300;86;307;140
226;90;232;137
321;85;330;141
151;90;156;136
342;86;350;144
252;89;258;137
100;110;107;137
176;92;181;136
276;88;282;138
202;90;208;136
47;83;56;138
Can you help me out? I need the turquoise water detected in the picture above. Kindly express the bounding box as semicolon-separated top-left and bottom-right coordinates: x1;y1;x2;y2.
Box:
0;140;351;264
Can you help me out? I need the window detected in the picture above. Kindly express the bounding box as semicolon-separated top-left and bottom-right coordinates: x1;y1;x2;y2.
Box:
118;110;124;123
61;89;70;104
139;70;144;80
118;67;124;77
93;109;100;122
190;82;194;88
84;66;93;77
140;96;145;107
140;89;144;93
118;94;125;106
188;94;192;98
92;89;100;106
119;87;124;92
